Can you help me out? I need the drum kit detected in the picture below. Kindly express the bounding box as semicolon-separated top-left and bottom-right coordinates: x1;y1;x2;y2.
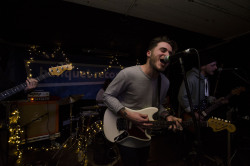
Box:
52;95;119;166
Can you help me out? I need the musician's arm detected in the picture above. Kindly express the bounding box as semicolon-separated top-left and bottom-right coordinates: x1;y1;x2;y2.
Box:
118;107;127;118
103;71;127;114
118;107;149;125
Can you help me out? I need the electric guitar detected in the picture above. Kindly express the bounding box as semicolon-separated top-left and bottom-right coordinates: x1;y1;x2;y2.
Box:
0;64;73;101
103;107;236;143
183;86;246;122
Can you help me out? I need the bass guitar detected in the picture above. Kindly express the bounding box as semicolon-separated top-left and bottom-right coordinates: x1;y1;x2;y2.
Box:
0;64;73;101
103;107;236;143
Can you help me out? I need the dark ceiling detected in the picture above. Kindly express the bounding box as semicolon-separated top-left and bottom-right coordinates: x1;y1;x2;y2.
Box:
0;0;224;62
0;0;250;71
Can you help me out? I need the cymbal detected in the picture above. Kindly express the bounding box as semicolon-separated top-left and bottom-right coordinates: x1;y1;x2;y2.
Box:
81;111;99;116
80;105;100;110
58;94;84;105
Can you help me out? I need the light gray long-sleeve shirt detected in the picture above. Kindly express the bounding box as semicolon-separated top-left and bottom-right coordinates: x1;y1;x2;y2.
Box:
103;65;170;148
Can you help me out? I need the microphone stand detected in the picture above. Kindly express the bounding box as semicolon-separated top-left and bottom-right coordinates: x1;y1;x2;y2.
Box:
213;64;224;96
178;57;201;162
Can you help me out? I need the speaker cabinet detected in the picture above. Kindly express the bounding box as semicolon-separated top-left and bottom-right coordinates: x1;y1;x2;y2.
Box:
18;101;59;142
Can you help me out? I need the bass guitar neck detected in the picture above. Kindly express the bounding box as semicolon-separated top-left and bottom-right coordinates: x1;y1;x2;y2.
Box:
0;64;73;101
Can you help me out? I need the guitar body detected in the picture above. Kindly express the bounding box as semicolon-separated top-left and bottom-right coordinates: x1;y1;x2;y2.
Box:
103;107;158;143
182;112;196;133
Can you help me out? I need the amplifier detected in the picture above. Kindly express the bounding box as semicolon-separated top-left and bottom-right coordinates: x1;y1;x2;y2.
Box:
28;91;50;101
18;100;59;143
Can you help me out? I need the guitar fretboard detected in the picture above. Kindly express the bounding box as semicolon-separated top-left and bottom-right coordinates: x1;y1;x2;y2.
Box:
200;93;233;121
148;119;208;129
0;72;51;101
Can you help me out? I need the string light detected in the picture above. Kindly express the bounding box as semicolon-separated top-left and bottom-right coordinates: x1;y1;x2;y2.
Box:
15;120;103;165
8;108;23;164
26;46;127;78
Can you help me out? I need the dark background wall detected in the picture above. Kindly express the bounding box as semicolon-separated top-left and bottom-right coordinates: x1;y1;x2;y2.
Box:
0;0;249;108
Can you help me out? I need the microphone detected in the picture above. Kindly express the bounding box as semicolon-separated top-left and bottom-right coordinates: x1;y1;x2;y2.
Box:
164;48;193;62
218;67;238;72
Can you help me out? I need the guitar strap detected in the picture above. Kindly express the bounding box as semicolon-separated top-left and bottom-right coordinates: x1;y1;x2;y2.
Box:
152;74;162;121
157;74;161;109
151;75;162;121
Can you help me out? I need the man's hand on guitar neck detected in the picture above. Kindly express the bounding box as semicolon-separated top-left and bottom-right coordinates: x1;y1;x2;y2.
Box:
165;115;183;132
25;78;38;91
215;97;229;104
208;96;228;105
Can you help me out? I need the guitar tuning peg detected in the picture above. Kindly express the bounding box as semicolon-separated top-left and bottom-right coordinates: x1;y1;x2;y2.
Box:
218;118;221;121
214;117;217;120
225;120;228;122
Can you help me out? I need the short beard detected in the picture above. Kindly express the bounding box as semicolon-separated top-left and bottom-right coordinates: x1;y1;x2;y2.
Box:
149;57;163;72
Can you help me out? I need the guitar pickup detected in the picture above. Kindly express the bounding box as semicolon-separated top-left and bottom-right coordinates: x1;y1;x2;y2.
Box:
117;118;127;131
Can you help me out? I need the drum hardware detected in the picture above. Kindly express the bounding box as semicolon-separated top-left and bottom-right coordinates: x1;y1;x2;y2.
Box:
52;109;100;164
58;94;83;137
70;103;73;137
48;117;120;166
80;105;108;121
77;120;104;165
90;124;120;165
58;94;84;105
80;105;100;110
62;117;80;126
78;111;100;140
80;110;99;117
52;105;117;166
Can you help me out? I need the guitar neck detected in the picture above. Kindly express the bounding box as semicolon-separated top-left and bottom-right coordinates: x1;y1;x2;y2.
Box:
182;119;208;127
148;119;207;129
149;121;175;129
202;93;232;117
0;72;51;101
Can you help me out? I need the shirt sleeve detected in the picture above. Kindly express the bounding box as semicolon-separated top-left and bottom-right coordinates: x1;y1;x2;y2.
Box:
103;70;127;114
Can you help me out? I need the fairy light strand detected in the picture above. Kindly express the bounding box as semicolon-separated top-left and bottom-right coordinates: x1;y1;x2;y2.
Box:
8;108;23;164
26;46;126;78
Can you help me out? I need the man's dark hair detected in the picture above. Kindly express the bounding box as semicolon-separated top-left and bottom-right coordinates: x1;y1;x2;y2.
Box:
147;36;178;54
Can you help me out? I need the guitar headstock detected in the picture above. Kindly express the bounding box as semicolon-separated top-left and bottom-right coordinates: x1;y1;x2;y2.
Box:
49;64;73;76
208;117;236;133
231;86;246;95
